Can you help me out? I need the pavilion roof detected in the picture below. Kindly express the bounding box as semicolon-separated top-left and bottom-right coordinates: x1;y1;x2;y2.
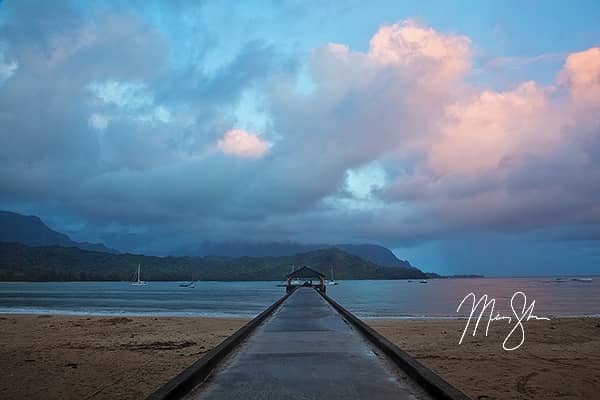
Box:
286;266;326;279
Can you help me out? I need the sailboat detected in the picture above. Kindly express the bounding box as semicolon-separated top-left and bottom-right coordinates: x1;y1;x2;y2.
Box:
328;266;338;285
571;277;592;282
290;265;302;285
180;272;195;288
131;263;146;285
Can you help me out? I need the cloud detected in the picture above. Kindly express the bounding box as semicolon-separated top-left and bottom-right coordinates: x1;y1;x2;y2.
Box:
559;47;600;107
88;113;109;130
267;22;600;244
368;20;471;86
0;2;280;225
0;1;599;261
217;129;270;158
88;80;154;110
0;52;17;84
428;81;562;174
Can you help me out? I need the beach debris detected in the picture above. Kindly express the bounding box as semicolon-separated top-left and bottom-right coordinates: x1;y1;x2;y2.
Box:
121;340;197;351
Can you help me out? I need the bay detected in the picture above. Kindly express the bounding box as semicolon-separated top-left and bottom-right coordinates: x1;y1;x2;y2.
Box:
0;278;598;318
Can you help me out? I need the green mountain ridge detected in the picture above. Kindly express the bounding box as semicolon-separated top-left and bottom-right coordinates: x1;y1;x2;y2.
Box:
177;241;414;268
0;242;428;282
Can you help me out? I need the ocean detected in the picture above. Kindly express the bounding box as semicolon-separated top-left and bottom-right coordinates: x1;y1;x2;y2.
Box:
0;278;598;318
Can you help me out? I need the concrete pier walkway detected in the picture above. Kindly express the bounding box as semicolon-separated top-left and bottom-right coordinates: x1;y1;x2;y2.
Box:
185;287;433;400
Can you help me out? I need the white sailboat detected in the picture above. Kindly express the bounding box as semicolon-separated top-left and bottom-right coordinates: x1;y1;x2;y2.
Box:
131;263;146;285
571;277;592;282
328;266;338;285
290;265;302;285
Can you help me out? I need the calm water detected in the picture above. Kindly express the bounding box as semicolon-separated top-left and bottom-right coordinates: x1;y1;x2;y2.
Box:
0;278;598;318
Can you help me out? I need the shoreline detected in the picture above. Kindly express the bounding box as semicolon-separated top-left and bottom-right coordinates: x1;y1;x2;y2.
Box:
2;310;600;319
1;314;598;399
0;275;597;282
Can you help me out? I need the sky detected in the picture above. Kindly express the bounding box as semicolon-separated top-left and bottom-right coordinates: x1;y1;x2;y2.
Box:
0;0;599;276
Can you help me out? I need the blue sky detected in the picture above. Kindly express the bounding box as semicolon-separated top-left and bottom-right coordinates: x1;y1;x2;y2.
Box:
1;1;599;275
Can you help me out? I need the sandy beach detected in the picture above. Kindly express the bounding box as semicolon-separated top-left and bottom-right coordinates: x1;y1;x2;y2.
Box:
1;315;599;400
0;315;246;400
370;318;600;400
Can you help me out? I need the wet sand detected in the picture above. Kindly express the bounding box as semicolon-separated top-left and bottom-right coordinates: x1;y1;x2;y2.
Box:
1;315;599;399
369;317;600;400
0;315;246;400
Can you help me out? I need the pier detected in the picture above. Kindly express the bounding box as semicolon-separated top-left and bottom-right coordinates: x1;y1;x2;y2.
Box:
286;266;327;294
148;287;470;400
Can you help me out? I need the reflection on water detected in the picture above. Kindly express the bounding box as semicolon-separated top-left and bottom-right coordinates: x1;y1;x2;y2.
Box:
327;278;600;318
0;278;598;318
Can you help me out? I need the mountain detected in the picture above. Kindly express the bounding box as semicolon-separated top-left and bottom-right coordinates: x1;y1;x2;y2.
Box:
335;244;412;268
0;211;116;253
0;242;427;282
177;241;414;268
0;211;414;270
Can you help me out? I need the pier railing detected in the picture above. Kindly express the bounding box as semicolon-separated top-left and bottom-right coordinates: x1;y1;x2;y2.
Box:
145;288;295;400
318;290;471;400
147;286;470;400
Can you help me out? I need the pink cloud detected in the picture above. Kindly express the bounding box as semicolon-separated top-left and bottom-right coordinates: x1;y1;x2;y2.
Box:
274;20;600;236
308;20;471;107
218;129;269;158
368;20;471;86
559;47;600;107
428;81;564;175
426;48;600;177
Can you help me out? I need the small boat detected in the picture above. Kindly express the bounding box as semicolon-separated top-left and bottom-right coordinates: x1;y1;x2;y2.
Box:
419;280;428;283
131;264;146;286
179;281;195;288
571;278;592;282
328;266;338;286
